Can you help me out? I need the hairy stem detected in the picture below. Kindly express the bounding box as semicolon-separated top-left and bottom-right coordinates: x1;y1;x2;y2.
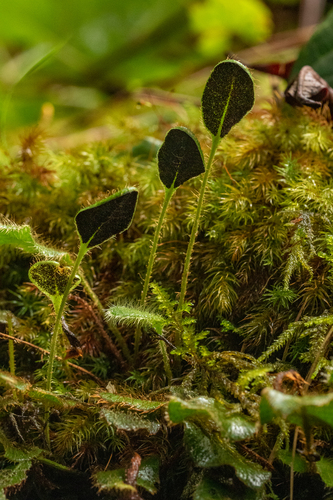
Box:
46;244;87;392
177;135;220;315
134;186;175;358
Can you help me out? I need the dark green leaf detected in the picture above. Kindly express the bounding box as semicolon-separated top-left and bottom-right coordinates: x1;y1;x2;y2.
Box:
5;446;42;462
157;127;204;189
168;396;256;440
290;9;333;87
260;389;333;429
29;261;80;303
93;457;159;494
101;408;161;434
75;188;138;248
193;477;234;500
184;423;271;490
0;460;32;489
202;60;254;138
137;456;160;494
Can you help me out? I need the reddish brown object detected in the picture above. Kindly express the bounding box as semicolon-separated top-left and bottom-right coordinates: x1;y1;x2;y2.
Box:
285;65;333;118
251;61;295;80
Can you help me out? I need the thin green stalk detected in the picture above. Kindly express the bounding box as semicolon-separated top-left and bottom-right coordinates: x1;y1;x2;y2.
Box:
46;244;87;392
140;186;175;306
134;186;175;357
7;317;15;376
178;135;220;314
159;340;173;384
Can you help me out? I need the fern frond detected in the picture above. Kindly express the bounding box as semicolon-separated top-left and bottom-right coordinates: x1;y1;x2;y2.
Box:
105;304;167;335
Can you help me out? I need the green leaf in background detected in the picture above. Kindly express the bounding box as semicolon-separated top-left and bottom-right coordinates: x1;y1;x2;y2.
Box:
201;60;255;138
101;408;161;434
0;222;71;263
260;388;333;429
290;8;333;87
105;304;167;335
277;449;308;473
94;469;135;493
136;456;160;494
28;388;78;409
184;423;271;490
0;371;30;392
29;261;80;307
168;396;256;441
157;126;205;189
93;456;159;494
193;477;232;500
75;188;138;249
190;0;271;58
316;457;333;487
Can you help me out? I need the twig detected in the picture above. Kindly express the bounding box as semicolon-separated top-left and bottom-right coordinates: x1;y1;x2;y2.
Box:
0;332;104;385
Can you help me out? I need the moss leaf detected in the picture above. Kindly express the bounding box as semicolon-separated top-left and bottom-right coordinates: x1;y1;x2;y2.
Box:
202;60;254;138
101;408;161;434
29;261;80;303
75;187;138;248
157;127;205;189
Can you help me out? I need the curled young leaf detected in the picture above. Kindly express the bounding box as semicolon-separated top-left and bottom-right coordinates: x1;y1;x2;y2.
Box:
202;59;255;138
157;127;205;189
75;188;138;248
29;261;80;301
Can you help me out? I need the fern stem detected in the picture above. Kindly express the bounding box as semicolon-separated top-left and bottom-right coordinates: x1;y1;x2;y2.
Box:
177;134;220;315
134;186;175;358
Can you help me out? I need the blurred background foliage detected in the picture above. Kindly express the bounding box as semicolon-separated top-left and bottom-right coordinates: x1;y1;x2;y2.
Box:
0;0;331;133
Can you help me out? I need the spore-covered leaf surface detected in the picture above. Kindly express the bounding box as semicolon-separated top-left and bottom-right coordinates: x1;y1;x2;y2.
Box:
202;59;254;138
157;127;205;189
29;261;80;300
75;188;138;248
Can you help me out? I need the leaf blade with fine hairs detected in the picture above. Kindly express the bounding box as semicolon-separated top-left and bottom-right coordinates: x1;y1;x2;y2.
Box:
202;59;255;138
29;261;81;302
157;126;205;189
75;187;138;249
105;304;167;335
